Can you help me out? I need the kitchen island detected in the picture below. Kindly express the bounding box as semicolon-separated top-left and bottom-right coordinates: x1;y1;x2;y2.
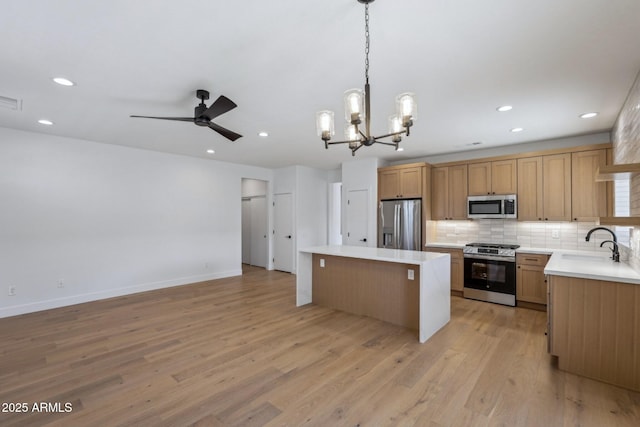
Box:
297;245;450;343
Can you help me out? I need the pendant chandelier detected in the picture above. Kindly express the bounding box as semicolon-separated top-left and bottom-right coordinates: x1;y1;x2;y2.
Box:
316;0;417;156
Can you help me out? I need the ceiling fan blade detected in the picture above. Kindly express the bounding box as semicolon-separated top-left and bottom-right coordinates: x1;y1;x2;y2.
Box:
201;95;237;120
130;115;194;122
208;122;242;141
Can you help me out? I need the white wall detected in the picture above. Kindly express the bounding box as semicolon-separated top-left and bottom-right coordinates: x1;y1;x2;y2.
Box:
296;166;328;252
0;127;272;317
341;157;379;247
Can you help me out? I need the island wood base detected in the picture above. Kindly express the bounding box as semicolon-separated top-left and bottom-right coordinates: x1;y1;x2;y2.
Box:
297;245;450;343
312;254;419;330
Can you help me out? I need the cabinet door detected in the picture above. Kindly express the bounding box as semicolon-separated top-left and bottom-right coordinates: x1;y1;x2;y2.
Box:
399;167;422;198
517;157;543;221
543;154;572;221
450;256;464;292
571;150;607;221
431;167;449;220
379;170;400;200
491;159;517;194
516;264;547;304
467;162;491;195
448;165;468;219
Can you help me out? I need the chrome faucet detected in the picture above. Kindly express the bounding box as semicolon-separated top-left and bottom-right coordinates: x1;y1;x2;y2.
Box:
585;227;620;262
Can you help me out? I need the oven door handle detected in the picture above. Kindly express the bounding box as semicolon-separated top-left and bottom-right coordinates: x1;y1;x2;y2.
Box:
464;254;515;262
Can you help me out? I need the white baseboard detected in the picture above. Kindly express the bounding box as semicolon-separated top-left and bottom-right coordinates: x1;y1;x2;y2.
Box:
0;269;242;319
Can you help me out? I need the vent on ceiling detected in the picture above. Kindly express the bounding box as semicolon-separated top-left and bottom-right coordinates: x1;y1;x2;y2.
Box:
0;95;22;111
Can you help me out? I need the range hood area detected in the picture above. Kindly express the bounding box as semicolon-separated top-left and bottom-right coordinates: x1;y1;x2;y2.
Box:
595;162;640;226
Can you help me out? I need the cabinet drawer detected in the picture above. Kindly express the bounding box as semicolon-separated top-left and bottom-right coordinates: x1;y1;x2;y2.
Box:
516;253;549;267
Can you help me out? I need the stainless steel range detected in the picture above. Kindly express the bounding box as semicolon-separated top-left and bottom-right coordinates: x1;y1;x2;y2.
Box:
463;242;520;306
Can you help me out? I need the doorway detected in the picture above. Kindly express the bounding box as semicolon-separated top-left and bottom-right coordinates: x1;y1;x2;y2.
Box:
345;188;369;246
241;179;268;269
273;192;294;272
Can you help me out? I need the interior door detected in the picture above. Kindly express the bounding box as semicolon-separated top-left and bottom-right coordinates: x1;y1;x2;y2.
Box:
241;198;251;264
345;189;369;247
250;197;267;268
274;193;294;272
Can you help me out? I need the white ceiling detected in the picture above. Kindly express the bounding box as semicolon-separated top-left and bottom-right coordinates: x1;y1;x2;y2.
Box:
1;0;639;170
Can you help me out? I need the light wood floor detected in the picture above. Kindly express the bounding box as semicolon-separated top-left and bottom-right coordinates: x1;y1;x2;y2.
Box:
1;267;639;427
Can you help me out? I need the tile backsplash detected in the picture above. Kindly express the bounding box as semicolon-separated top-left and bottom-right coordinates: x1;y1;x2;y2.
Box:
427;219;628;259
612;68;640;270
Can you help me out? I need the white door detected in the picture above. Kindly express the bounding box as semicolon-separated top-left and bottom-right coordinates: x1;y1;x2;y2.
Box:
345;189;369;246
250;197;268;268
241;198;251;264
274;193;294;272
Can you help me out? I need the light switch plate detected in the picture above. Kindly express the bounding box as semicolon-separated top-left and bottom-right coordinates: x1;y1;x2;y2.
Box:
320;258;325;268
408;269;414;280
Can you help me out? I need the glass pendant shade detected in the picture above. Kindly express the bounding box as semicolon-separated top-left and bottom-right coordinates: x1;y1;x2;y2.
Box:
345;124;361;149
388;115;402;143
396;92;417;125
344;89;365;124
316;110;335;140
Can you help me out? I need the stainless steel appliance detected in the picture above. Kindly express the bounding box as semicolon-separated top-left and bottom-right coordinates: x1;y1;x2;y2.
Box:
463;242;519;306
378;199;421;250
467;194;517;219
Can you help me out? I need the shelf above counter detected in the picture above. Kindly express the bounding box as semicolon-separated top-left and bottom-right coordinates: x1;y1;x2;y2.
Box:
595;162;640;181
598;216;640;226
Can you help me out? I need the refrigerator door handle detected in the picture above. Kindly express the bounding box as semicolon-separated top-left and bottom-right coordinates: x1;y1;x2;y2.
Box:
396;203;402;249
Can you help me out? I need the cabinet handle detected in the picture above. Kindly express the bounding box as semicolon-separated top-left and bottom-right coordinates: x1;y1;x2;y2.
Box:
544;218;548;221
573;218;577;221
517;266;521;269
538;218;542;221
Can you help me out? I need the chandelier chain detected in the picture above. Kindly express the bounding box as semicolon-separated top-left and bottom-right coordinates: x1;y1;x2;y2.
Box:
365;3;370;84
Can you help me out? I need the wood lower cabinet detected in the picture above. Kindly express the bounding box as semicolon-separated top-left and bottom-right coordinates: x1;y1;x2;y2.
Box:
378;164;423;200
548;275;640;391
431;165;467;220
516;253;549;308
425;246;463;293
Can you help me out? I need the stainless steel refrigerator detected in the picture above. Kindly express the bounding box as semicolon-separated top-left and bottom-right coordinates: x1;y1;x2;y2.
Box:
378;199;422;250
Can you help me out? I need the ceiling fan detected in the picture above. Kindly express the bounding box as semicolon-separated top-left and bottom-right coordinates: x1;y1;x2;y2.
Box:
130;89;242;141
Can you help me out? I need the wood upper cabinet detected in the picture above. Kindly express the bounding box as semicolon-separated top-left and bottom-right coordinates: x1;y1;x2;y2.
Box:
378;165;423;200
517;156;544;221
571;149;608;221
543;153;572;221
468;159;517;195
518;154;571;221
516;253;549;305
431;165;467;220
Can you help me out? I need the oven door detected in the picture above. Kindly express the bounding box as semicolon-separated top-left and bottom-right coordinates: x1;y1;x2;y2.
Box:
463;255;516;295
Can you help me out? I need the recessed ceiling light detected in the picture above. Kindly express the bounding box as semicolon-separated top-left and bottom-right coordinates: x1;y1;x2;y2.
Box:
396;147;404;152
511;127;524;133
258;131;269;137
579;112;598;119
497;105;513;112
52;77;75;86
38;119;54;125
206;149;215;154
468;141;483;146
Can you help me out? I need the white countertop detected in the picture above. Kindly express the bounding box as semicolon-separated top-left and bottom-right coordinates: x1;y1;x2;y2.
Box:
544;250;640;285
425;242;466;249
299;245;448;265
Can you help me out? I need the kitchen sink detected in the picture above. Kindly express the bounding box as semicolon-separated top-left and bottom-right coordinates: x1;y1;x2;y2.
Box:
561;253;608;262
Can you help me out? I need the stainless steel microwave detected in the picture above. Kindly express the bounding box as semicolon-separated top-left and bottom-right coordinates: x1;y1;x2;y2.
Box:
467;195;517;219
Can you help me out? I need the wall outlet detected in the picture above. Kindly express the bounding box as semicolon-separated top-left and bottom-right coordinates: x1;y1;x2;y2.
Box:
320;258;325;268
408;269;415;280
57;279;64;288
551;229;560;239
8;286;16;296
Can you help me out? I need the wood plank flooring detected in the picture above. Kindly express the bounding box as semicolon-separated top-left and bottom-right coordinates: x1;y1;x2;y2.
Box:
1;266;639;426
